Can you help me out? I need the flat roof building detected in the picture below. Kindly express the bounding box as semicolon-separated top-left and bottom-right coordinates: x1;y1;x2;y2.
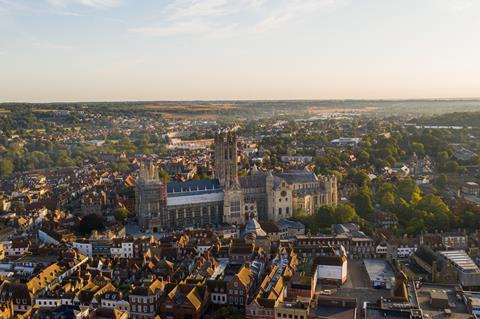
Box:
439;250;480;288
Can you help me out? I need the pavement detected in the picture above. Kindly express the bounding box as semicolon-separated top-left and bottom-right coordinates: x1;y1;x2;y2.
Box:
344;259;371;288
335;259;390;306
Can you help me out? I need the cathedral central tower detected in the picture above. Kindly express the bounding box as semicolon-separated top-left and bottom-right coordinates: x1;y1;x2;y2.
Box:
214;130;245;225
214;131;239;188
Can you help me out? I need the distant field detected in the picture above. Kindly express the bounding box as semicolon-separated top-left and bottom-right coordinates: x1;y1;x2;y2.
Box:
1;99;479;120
142;103;236;111
142;103;238;120
25;128;46;133
157;112;219;120
307;106;379;114
32;109;57;112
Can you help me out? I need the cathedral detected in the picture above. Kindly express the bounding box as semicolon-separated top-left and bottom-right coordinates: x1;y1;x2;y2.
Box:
136;131;338;232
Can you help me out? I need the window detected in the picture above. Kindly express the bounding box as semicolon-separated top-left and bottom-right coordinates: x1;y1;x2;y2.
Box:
279;207;282;215
231;200;241;216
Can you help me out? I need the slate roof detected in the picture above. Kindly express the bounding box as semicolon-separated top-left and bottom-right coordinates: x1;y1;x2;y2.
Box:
276;170;318;184
311;255;347;268
277;219;305;230
414;245;440;266
243;218;267;237
239;174;267;189
167;179;221;196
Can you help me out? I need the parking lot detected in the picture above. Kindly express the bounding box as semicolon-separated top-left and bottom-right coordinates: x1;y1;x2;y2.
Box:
344;259;371;288
333;259;389;306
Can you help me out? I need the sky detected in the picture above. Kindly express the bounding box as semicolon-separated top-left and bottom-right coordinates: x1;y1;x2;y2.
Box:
0;0;479;102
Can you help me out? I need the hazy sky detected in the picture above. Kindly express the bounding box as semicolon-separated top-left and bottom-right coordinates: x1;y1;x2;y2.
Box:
1;0;479;102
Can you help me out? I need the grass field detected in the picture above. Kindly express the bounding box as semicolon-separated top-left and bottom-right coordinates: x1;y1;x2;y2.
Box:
32;109;57;112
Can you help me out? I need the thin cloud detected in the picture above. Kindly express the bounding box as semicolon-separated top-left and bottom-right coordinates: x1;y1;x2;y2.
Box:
164;0;266;21
130;21;212;37
33;39;74;51
47;0;121;9
130;0;345;38
451;0;473;12
52;10;82;16
0;0;31;14
255;0;345;32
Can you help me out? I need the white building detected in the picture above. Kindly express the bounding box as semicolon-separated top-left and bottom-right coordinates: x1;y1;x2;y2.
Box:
72;240;93;257
331;137;361;147
101;291;130;313
207;281;228;305
313;255;347;285
111;238;134;258
397;246;416;258
2;240;30;257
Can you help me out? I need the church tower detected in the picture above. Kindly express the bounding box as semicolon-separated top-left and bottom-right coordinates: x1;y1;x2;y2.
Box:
136;162;166;232
214;131;239;188
214;130;245;225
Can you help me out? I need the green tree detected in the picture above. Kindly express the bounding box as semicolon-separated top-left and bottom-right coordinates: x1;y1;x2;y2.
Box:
78;214;106;236
159;169;171;182
411;142;425;155
10;201;25;215
348;169;370;187
437;151;449;165
213;307;242;319
417;194;451;230
353;186;374;219
435;174;448;189
112;158;130;173
317;206;336;228
0;158;14;177
357;150;370;165
114;207;129;223
405;217;426;234
335;204;358;223
376;182;396;201
380;192;396;210
398;178;421;204
55;150;75;167
445;160;459;172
